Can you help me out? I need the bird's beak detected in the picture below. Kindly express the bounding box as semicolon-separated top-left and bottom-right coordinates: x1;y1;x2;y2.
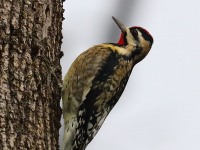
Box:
112;16;127;33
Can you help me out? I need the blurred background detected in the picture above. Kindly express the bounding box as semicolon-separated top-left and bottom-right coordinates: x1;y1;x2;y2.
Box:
60;0;200;150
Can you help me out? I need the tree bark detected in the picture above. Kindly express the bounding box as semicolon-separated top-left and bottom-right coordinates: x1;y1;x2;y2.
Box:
0;0;63;149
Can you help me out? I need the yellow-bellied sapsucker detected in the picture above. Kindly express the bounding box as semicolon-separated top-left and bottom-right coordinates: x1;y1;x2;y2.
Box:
62;16;153;150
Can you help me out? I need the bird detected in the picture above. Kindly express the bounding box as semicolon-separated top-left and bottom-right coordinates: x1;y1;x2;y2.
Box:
62;16;153;150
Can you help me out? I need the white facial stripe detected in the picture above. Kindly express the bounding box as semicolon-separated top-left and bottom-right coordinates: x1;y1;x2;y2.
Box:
126;27;137;46
137;30;142;41
137;30;151;52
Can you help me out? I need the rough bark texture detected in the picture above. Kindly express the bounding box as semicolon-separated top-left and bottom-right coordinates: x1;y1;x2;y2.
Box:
0;0;63;149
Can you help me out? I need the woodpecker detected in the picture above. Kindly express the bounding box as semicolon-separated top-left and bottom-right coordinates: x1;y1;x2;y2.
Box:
62;16;153;150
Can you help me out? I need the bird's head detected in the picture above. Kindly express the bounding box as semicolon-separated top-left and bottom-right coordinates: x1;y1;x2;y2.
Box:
112;16;153;62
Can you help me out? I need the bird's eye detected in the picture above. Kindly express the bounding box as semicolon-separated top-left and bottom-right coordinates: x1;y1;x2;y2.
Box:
131;29;138;37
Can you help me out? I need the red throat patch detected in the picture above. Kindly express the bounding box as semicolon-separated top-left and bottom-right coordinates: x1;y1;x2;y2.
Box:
117;33;125;45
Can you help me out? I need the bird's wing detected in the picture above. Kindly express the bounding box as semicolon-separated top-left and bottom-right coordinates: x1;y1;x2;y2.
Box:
72;45;133;148
62;44;134;149
62;45;113;120
62;45;115;149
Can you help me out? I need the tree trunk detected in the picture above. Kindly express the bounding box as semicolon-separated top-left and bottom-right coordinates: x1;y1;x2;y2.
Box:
0;0;63;149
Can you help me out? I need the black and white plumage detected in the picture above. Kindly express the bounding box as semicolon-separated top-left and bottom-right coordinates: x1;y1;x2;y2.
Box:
62;16;153;150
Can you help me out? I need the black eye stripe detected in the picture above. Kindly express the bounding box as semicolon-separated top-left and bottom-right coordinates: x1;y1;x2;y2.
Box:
129;27;153;45
131;29;138;37
130;29;139;41
138;29;153;45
